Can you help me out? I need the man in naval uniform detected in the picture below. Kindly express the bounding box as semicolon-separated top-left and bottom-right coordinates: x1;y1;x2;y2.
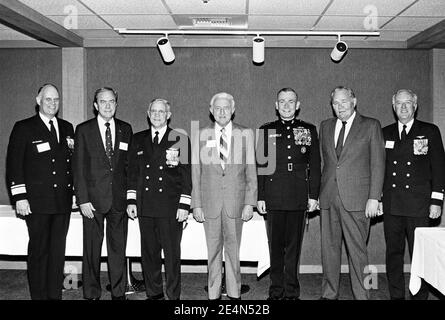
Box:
127;98;191;300
257;87;321;300
381;89;445;300
6;83;74;300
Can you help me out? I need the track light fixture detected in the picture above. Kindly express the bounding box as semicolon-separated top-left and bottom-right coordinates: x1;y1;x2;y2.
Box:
330;35;348;63
157;35;175;63
252;35;265;64
115;29;378;64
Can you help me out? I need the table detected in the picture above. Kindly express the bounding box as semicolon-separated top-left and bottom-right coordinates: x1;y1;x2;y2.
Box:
0;205;270;276
409;227;445;295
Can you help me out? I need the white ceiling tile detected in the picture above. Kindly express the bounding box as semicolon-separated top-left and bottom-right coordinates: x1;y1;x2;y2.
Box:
248;16;319;29
104;15;178;29
47;15;110;29
315;16;391;30
18;0;94;15
325;0;414;16
401;0;445;16
249;0;331;15
382;17;443;31
79;0;169;14
165;0;246;14
0;28;35;40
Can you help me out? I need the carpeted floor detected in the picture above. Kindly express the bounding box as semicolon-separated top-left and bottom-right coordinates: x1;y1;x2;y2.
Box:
0;269;443;300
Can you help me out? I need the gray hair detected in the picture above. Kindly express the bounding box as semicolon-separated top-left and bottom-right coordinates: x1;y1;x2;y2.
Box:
330;86;356;104
392;89;418;104
210;92;235;108
148;98;171;112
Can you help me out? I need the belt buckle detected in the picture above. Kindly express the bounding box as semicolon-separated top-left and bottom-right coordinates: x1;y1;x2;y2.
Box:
287;163;293;172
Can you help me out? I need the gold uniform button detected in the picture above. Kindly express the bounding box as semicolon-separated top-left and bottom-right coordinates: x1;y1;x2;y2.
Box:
54;184;57;188
288;156;291;160
146;164;150;168
392;172;396;176
159;166;163;170
287;135;291;139
159;177;163;181
406;173;410;177
393;161;397;165
159;188;163;192
52;159;55;163
68;184;71;187
146;176;149;180
67;159;70;162
287;145;291;149
52;171;56;175
392;184;396;188
407;162;411;165
406;185;410;189
145;187;148;191
287;126;290;130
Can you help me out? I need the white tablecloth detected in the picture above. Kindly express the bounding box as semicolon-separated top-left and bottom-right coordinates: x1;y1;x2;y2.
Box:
0;206;270;276
409;227;445;295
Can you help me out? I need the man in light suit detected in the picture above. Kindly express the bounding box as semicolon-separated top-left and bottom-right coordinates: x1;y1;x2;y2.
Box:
319;86;385;300
191;92;257;300
73;87;133;300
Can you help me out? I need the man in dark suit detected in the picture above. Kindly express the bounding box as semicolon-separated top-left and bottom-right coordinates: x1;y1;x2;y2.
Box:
73;87;133;300
6;83;74;300
319;86;385;300
257;88;321;300
381;89;445;300
127;98;191;300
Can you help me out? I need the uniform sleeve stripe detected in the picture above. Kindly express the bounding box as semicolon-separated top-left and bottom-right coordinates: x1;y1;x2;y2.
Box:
127;190;136;200
11;186;27;195
431;192;444;200
179;195;191;205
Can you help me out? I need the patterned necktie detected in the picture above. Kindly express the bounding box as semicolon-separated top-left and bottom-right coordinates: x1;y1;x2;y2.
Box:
335;121;347;159
49;119;58;145
153;131;159;146
401;124;407;141
219;127;228;170
105;122;113;163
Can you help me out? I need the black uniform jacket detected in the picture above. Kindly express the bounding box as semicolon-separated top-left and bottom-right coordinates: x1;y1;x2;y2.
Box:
127;127;192;218
382;120;445;217
257;118;321;211
73;118;133;213
7;114;74;214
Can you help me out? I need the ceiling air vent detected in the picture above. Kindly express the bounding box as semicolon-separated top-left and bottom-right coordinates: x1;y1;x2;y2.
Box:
192;17;231;28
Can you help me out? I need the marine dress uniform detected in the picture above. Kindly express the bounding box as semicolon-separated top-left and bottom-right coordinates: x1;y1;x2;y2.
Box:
382;119;445;299
257;117;321;299
127;126;191;300
6;113;74;300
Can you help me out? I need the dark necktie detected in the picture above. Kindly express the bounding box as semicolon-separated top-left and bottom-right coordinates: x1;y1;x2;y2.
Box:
335;121;347;159
153;131;159;146
105;122;113;163
49;119;58;145
219;128;228;169
401;124;407;141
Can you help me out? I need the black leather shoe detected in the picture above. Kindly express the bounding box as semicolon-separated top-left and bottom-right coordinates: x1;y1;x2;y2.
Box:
390;297;405;300
146;293;165;300
319;297;336;300
85;297;100;300
283;296;300;300
209;296;221;301
228;296;241;300
112;296;127;300
267;296;283;300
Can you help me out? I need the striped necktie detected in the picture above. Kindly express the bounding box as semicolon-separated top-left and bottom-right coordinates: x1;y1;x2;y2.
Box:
219;127;228;170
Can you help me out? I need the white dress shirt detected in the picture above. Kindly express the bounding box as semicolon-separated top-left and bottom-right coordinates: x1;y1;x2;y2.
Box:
215;121;232;157
151;125;167;144
97;116;115;150
39;112;59;142
334;111;357;148
398;119;414;139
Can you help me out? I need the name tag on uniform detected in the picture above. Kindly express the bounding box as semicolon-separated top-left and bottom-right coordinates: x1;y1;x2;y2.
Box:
206;140;217;148
137;151;143;155
37;142;51;153
385;141;395;149
119;142;128;151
